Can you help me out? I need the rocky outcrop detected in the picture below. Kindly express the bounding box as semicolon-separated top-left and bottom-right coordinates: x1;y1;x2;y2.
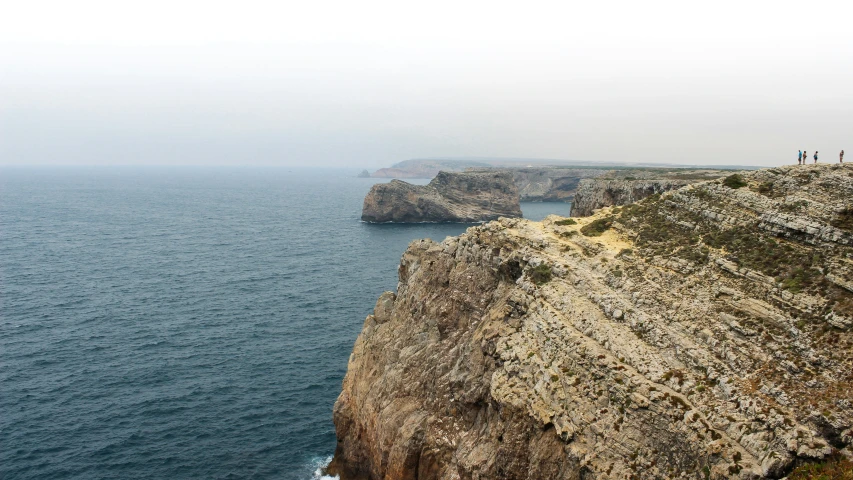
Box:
503;168;607;202
370;163;605;201
569;170;734;217
361;171;522;223
331;164;853;479
570;179;696;217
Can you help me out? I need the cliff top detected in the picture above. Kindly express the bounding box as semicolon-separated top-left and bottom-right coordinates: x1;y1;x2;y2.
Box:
486;163;853;476
334;163;853;479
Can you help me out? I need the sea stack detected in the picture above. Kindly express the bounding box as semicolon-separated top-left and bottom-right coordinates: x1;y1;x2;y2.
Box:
361;171;523;223
332;164;853;479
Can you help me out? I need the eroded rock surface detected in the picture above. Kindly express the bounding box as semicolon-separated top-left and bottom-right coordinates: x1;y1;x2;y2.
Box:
361;171;522;223
501;168;607;202
570;170;734;217
334;164;853;479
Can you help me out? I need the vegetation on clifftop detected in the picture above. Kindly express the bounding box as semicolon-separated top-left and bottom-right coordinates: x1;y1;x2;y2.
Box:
789;454;853;480
580;216;614;237
530;263;552;285
555;218;577;226
616;185;853;317
722;174;748;189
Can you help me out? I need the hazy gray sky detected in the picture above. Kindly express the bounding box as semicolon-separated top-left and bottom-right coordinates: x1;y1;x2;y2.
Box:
2;0;851;167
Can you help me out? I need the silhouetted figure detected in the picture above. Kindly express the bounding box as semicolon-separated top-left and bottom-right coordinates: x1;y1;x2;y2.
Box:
814;151;819;164
841;150;845;163
804;151;808;165
798;150;802;164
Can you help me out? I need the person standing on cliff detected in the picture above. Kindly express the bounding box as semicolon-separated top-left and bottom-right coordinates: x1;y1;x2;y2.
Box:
814;151;819;163
841;150;845;163
798;150;803;165
803;151;808;165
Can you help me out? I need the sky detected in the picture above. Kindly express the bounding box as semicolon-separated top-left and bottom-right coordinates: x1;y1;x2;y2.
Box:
1;0;851;168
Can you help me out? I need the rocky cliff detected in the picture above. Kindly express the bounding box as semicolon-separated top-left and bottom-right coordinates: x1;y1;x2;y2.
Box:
503;168;607;202
371;164;607;201
361;171;523;223
331;164;853;479
570;170;734;217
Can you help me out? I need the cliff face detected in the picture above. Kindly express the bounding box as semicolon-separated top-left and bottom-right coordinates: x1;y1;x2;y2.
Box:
332;164;853;479
505;168;607;202
370;165;606;201
361;171;522;223
569;179;696;217
569;171;736;217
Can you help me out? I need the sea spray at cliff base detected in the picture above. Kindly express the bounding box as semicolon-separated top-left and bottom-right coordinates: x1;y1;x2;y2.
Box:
308;456;338;480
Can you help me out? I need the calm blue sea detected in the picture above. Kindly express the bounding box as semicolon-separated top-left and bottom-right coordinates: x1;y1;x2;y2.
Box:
0;167;570;480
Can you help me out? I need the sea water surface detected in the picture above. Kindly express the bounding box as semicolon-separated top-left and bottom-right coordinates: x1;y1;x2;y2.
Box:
0;167;570;479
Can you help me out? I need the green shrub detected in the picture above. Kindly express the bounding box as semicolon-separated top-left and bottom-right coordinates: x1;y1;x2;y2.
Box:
555;218;577;226
722;174;748;189
581;217;614;237
789;454;853;480
757;182;774;196
530;264;552;285
831;207;853;231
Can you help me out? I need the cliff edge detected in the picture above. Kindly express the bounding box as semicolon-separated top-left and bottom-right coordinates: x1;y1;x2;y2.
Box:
332;164;853;479
500;167;607;203
361;171;522;223
570;170;734;217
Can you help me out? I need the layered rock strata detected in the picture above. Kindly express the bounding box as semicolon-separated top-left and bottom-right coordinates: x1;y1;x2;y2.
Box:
361;171;522;223
570;179;697;217
502;168;607;202
569;171;735;217
370;164;606;202
331;164;853;479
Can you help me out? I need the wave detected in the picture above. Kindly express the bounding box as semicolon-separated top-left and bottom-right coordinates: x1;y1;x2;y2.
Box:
307;455;338;480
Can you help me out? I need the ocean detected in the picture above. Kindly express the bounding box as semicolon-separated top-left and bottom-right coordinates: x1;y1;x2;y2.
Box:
0;167;571;480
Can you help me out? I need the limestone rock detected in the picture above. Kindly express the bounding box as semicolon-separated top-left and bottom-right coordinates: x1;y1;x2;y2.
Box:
361;171;522;223
332;164;853;479
571;179;696;217
569;170;734;217
501;167;606;202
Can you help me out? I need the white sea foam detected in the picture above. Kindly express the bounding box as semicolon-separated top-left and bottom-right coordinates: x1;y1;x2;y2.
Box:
308;455;338;480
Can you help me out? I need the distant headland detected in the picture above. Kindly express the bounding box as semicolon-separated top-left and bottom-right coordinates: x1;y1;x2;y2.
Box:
361;171;522;223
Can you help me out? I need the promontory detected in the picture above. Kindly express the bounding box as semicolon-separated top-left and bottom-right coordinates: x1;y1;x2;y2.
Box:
361;171;523;223
332;163;853;479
